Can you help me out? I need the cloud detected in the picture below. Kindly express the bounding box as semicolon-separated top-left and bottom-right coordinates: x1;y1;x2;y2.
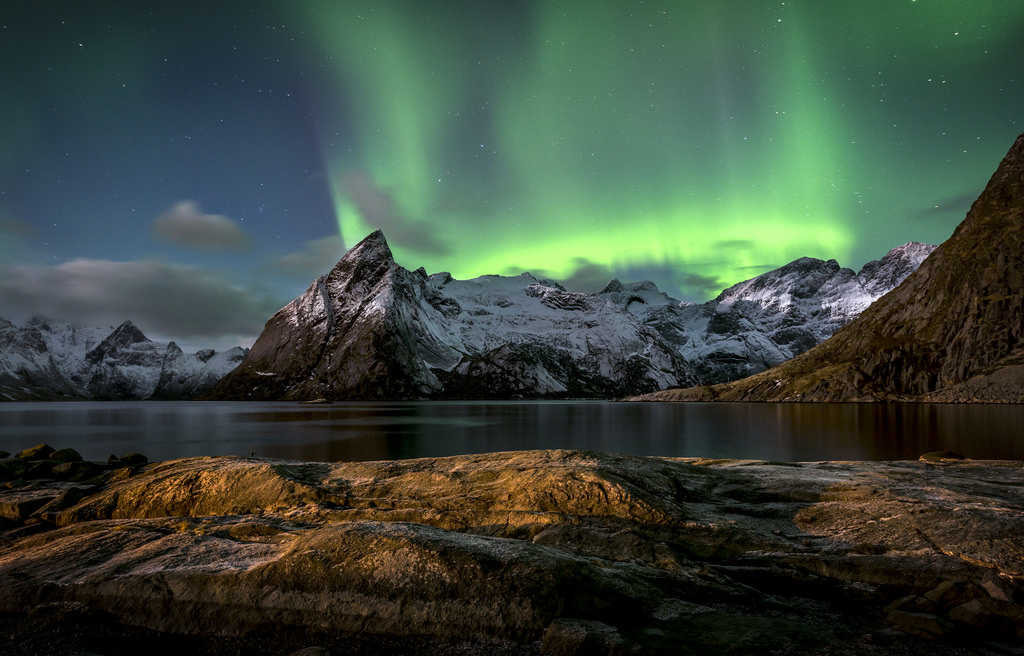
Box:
267;235;346;280
505;256;726;303
712;239;759;251
151;201;250;251
916;191;978;218
0;259;284;347
342;171;450;255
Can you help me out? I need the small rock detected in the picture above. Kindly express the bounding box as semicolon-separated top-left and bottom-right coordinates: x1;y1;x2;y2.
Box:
17;443;55;461
923;581;986;610
0;489;60;522
50;447;83;463
50;461;103;481
24;460;56;479
0;458;28;479
288;648;329;656
105;466;135;483
948;596;1024;636
981;569;1015;603
542;618;637;656
32;487;88;521
0;450;9;459
918;450;966;462
119;452;148;467
885;609;946;639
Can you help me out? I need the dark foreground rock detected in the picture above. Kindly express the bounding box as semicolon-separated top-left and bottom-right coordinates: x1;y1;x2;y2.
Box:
1;449;1023;655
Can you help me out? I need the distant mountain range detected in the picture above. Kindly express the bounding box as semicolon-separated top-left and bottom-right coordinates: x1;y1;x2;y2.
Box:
638;133;1024;403
206;230;933;401
0;318;247;401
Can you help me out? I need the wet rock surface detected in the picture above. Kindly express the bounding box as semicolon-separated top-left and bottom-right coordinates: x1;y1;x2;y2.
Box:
1;446;1023;655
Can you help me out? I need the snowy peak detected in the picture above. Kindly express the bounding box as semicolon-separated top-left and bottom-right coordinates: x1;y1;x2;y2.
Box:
0;317;247;401
85;320;151;365
326;229;397;291
857;241;937;297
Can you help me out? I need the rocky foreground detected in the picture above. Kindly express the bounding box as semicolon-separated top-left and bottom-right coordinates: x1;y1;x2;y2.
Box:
1;446;1023;655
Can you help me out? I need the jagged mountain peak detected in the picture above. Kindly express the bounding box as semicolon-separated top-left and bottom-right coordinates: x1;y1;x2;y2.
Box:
715;257;847;304
856;241;937;297
109;320;149;344
960;133;1024;227
85;320;150;365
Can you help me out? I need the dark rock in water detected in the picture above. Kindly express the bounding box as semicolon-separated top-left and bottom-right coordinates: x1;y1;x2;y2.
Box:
918;450;966;462
118;453;148;467
16;444;54;461
1;450;1022;654
49;448;82;463
638;133;1024;403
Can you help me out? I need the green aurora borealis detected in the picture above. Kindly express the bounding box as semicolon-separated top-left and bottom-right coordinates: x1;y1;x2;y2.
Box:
1;1;1023;344
301;0;1024;298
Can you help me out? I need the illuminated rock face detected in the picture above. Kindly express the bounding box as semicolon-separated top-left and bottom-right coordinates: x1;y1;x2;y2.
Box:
642;133;1024;403
0;318;246;401
208;229;928;401
2;450;1023;653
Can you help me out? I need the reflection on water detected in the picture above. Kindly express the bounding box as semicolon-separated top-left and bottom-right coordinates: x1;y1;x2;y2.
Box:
1;400;1022;463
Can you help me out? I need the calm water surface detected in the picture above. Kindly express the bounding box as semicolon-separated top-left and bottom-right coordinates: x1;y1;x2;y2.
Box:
1;401;1022;463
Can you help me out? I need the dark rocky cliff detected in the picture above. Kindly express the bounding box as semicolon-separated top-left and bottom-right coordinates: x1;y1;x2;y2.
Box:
640;133;1024;402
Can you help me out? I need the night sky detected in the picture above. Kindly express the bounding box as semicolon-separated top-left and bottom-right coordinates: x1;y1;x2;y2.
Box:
1;1;1022;350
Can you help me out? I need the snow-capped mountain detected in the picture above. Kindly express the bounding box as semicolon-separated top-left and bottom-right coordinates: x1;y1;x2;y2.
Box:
0;317;247;401
671;242;937;383
207;231;697;400
208;230;933;401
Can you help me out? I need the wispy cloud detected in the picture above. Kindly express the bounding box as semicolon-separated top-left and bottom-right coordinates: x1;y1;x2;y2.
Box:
916;191;978;218
0;259;283;347
267;235;346;280
151;201;250;251
342;171;450;255
503;256;726;303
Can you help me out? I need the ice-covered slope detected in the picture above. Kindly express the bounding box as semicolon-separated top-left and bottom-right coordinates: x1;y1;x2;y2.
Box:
208;231;931;401
0;318;247;401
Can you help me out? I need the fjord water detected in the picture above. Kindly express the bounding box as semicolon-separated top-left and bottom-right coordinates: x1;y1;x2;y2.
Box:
2;401;1022;463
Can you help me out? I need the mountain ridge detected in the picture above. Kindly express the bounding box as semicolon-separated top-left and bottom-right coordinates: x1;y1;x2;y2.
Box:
207;231;932;401
0;318;247;401
636;133;1024;403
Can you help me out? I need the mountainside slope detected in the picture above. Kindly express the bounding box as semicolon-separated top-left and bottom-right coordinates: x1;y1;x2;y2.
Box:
0;318;246;401
639;133;1024;403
